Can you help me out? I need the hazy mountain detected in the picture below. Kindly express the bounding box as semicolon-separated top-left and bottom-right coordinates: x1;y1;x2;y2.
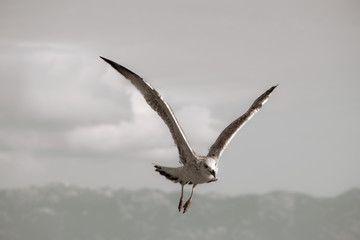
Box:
0;184;359;240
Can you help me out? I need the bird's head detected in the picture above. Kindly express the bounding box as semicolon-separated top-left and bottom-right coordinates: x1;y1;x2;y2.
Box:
201;158;218;179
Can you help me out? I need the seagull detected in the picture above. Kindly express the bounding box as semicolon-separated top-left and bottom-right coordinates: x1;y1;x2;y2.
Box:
100;57;277;213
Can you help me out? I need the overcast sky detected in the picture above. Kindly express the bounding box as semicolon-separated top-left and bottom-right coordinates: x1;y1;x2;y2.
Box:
0;0;359;196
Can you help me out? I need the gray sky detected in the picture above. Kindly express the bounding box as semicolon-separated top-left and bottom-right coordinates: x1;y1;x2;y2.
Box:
0;0;359;196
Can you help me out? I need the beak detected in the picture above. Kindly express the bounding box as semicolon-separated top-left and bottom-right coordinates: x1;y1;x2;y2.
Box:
211;170;216;178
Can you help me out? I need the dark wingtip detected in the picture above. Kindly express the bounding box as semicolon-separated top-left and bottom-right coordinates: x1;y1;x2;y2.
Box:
99;56;112;64
99;56;140;78
267;84;279;94
272;84;279;90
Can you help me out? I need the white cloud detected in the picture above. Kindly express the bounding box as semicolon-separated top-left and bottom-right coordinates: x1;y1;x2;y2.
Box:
24;53;129;122
67;88;219;158
1;43;220;163
0;44;132;127
176;105;219;155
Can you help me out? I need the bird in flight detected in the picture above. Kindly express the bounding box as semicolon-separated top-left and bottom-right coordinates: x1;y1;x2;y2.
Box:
101;57;277;213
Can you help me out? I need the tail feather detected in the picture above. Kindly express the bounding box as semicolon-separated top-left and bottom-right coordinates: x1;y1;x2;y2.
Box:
154;165;182;183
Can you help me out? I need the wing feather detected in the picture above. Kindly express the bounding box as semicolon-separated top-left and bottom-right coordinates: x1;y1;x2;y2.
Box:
207;85;278;160
100;57;196;164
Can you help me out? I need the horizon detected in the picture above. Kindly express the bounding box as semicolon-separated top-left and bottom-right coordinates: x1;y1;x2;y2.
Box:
1;181;359;199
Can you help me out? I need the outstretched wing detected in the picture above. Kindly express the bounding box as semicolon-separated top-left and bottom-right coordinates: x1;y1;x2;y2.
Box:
100;57;196;164
207;85;278;160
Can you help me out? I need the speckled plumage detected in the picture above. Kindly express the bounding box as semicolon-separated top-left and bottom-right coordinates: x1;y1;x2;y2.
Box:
101;56;277;213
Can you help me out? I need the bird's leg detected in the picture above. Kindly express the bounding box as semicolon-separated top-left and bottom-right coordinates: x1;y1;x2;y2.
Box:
178;183;184;212
183;184;197;214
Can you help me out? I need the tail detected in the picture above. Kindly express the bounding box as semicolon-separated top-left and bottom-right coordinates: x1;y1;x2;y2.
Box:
154;165;182;183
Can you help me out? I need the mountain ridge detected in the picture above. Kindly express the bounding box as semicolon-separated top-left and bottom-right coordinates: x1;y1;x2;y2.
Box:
0;184;359;240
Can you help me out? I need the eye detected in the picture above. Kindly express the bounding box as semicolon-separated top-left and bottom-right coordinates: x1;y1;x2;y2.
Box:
205;165;209;169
